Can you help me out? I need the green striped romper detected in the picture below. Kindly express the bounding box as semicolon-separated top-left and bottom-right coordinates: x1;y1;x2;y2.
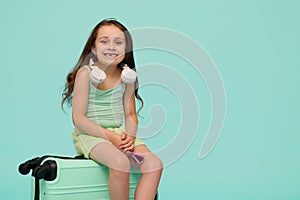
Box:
72;66;144;158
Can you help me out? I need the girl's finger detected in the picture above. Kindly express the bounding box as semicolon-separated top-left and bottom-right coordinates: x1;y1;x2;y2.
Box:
120;139;133;149
124;144;134;152
121;133;127;140
121;137;133;145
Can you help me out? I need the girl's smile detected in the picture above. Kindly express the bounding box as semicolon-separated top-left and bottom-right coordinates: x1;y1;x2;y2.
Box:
103;52;119;59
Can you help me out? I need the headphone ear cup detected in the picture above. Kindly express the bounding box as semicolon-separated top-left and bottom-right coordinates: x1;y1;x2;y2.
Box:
90;66;106;84
121;66;137;84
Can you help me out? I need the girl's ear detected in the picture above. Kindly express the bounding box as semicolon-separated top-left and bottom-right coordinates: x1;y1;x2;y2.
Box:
91;47;96;55
90;47;99;63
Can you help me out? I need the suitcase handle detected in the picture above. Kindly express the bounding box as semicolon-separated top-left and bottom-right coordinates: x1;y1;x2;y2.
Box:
18;157;43;175
19;155;84;200
19;155;85;175
33;160;57;181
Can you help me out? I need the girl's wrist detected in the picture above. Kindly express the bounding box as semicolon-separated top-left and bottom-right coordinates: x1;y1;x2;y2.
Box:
103;129;116;141
127;134;136;139
124;130;136;138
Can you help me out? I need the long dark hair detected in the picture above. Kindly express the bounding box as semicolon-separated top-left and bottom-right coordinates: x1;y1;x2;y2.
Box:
61;19;144;113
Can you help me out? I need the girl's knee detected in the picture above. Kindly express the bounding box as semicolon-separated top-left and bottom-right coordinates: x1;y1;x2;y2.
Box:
108;156;130;181
153;156;163;173
140;154;163;173
110;153;131;172
109;167;130;180
152;155;163;170
109;154;130;179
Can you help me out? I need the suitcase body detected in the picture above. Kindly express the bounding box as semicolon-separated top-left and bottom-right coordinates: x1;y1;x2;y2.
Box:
31;157;141;200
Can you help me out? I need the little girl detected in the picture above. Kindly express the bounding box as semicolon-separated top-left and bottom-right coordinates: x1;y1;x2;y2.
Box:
61;19;163;200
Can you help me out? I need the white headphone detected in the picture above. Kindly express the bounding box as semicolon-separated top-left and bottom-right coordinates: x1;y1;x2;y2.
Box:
88;60;137;85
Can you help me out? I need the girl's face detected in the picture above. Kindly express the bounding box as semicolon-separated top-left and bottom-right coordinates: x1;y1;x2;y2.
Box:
93;25;126;68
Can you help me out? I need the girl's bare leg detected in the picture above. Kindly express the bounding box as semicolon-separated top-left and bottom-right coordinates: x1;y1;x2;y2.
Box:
90;142;131;200
132;145;163;200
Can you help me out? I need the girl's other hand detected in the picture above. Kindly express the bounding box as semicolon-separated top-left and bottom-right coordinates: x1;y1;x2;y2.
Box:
120;133;135;152
108;132;124;148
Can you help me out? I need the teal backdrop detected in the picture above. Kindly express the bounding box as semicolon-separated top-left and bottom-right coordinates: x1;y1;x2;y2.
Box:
1;0;299;199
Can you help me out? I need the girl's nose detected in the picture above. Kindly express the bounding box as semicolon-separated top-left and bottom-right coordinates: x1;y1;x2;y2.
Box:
108;41;115;50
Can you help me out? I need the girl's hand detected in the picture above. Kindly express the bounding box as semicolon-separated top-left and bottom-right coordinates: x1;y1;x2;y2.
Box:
108;132;124;148
120;133;135;152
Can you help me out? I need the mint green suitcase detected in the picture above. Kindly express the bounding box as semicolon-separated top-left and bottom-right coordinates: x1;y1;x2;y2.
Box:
36;157;140;200
19;156;157;200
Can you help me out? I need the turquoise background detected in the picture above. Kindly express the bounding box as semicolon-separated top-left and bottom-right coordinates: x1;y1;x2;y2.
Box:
1;0;300;199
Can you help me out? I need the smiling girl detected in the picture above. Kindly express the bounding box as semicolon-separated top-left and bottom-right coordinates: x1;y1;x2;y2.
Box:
61;19;163;200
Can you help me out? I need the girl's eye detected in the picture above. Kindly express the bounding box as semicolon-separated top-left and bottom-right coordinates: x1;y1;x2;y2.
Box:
115;40;124;45
100;40;108;44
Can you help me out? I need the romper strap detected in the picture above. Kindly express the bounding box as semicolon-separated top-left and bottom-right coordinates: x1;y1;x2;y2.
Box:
83;65;91;72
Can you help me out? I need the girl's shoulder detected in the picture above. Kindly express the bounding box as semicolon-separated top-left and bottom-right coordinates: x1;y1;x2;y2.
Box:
78;65;90;73
76;66;90;79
